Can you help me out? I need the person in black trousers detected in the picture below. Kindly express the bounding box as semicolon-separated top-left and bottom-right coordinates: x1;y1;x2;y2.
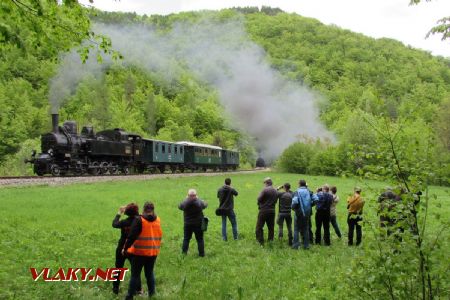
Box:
112;203;142;295
276;183;293;246
123;202;163;299
314;185;333;246
217;178;239;241
255;177;278;245
179;189;208;256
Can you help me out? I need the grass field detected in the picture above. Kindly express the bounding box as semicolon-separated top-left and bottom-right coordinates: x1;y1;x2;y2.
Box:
1;172;449;299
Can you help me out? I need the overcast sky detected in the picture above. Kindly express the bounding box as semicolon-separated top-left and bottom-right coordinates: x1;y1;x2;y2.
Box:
80;0;449;57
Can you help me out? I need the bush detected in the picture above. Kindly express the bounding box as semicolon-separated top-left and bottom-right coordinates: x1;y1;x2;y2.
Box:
277;142;316;173
309;146;341;176
0;138;41;176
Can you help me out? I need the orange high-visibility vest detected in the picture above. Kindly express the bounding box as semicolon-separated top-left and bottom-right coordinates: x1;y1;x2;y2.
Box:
128;216;162;256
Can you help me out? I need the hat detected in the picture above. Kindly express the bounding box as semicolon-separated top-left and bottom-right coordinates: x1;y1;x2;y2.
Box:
263;177;272;184
354;186;362;192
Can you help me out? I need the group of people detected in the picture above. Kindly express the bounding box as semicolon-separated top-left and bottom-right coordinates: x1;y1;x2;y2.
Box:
255;177;365;249
110;176;365;298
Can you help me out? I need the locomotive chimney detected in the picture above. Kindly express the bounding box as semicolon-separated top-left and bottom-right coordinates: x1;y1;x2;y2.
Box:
51;113;59;133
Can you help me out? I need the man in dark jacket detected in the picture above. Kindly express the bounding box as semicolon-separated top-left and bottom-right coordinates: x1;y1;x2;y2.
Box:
217;178;239;241
378;187;405;239
255;177;278;245
314;184;334;246
277;183;293;246
112;203;141;295
178;189;208;256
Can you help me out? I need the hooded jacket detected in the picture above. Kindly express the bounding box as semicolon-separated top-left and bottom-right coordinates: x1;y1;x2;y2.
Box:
217;185;238;211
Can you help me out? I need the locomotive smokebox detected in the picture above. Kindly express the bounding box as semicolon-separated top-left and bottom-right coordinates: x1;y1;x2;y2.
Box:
51;113;59;133
255;157;266;168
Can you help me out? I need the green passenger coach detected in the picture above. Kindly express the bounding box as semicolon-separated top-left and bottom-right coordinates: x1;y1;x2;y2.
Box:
176;141;224;171
135;139;185;173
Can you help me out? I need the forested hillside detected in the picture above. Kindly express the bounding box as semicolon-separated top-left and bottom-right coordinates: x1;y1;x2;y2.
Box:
1;3;449;184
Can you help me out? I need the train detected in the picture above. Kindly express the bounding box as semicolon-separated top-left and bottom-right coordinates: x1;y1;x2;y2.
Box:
26;114;239;176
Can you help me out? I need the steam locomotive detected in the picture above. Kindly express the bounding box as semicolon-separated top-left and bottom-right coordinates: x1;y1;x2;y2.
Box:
26;114;239;176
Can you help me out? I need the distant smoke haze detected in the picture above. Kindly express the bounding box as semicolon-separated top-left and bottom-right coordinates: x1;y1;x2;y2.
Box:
49;17;334;160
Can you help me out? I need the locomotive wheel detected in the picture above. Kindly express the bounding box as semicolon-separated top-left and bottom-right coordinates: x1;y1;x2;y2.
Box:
51;165;61;176
74;168;83;176
110;165;119;175
36;168;45;176
122;166;130;175
89;162;100;176
99;162;109;175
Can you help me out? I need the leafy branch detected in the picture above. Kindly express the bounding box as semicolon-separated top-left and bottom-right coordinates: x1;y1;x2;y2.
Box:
6;0;122;62
409;0;450;42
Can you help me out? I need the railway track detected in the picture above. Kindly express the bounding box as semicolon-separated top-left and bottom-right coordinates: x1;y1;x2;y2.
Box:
0;168;269;188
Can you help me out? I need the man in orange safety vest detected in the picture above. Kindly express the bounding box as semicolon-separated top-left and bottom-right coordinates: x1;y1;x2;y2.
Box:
123;201;162;299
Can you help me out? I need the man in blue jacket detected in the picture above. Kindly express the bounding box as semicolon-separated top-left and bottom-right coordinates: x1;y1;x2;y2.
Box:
291;180;317;249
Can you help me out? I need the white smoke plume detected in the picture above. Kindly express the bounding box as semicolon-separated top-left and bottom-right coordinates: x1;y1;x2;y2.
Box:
49;49;109;114
49;16;334;160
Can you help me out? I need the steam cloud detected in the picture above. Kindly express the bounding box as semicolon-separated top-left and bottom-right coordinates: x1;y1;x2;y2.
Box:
49;50;109;114
49;17;334;160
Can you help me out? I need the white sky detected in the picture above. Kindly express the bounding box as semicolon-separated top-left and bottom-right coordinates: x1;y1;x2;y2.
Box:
80;0;450;57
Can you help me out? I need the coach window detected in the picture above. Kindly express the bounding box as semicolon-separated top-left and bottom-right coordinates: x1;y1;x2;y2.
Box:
155;143;158;153
180;147;183;154
174;146;178;154
168;145;172;153
162;144;165;153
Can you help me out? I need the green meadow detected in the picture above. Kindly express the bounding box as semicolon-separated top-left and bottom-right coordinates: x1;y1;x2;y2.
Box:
1;172;449;299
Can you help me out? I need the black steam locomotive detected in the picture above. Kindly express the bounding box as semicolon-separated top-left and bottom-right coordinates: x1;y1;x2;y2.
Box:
27;114;239;176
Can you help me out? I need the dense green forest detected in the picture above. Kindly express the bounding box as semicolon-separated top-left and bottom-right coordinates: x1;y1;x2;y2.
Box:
1;2;449;185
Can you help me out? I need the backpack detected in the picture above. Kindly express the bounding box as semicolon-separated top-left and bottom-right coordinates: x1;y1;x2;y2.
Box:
317;192;333;211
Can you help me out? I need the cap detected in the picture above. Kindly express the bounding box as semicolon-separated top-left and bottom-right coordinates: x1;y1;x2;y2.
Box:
263;177;272;184
354;186;362;192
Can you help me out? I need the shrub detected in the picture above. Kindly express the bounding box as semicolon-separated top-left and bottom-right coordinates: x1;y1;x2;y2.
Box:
277;142;315;173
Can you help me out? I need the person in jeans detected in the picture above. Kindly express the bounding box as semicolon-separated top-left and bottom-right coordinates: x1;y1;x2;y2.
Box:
291;179;317;249
347;187;365;246
314;185;334;246
276;183;293;246
123;202;162;299
330;186;342;239
255;177;278;245
112;203;142;295
217;178;239;241
179;189;208;256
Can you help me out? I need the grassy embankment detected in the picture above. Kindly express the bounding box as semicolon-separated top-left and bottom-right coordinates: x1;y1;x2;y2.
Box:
1;172;448;299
